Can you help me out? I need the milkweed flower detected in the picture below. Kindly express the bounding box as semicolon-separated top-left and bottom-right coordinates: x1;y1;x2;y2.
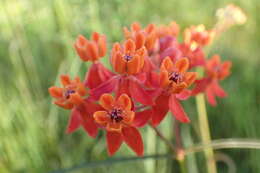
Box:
156;21;180;38
74;32;114;89
94;94;144;156
184;25;215;48
49;75;101;137
111;39;146;75
49;75;87;109
215;4;247;34
48;15;238;157
192;55;232;106
74;32;106;62
123;22;157;52
150;57;197;126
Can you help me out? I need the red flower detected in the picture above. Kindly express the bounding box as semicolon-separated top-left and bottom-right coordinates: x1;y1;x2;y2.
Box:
49;75;87;109
178;43;206;68
111;39;146;75
93;94;144;156
156;21;180;38
151;57;197;126
192;55;232;106
66;99;102;138
159;57;197;94
184;25;215;48
74;32;106;62
123;22;157;52
84;62;114;89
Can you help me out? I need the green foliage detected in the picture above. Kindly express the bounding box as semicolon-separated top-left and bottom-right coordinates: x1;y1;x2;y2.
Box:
0;0;259;172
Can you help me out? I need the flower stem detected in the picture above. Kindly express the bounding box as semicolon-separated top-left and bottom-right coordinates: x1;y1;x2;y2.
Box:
149;124;176;153
195;93;217;173
174;120;187;173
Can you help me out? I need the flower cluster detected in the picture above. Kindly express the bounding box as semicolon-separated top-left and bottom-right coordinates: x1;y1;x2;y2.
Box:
49;21;232;156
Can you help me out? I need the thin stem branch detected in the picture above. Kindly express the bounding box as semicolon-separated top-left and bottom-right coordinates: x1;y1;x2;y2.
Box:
149;124;176;153
174;120;187;173
51;138;260;173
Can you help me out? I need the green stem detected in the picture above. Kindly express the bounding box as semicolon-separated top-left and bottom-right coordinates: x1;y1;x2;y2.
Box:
195;93;217;173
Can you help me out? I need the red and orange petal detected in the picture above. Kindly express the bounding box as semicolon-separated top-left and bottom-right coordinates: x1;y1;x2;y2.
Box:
169;94;190;123
106;127;144;156
84;62;114;89
184;25;215;47
123;23;157;51
49;75;87;109
156;21;180;38
111;40;146;75
74;32;106;62
93;93;135;131
206;55;232;80
151;93;170;126
184;72;197;86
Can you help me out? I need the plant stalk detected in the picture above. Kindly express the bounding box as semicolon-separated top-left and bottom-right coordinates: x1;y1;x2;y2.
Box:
195;93;217;173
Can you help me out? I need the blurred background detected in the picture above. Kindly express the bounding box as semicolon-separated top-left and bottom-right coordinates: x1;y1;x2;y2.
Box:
0;0;259;172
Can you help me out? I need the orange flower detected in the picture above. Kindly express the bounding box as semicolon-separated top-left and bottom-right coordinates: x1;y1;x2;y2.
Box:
94;94;143;156
49;75;87;109
159;57;197;94
156;21;180;38
94;94;134;131
74;32;106;62
192;55;232;106
206;55;232;80
184;25;215;48
123;22;157;51
111;39;146;75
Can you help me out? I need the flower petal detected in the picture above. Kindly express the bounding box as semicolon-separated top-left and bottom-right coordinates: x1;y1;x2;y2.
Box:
212;81;227;98
81;116;99;138
107;123;122;132
175;58;189;73
68;93;84;105
185;72;197;86
84;63;103;89
151;94;170;126
160;56;174;72
176;89;191;100
129;79;154;105
133;109;152;128
93;111;109;125
169;94;190;123
86;41;99;61
106;131;123;156
135;32;145;49
124;39;136;53
191;77;211;96
54;100;73;109
159;70;170;88
127;55;141;75
60;75;71;86
100;94;115;110
117;94;132;111
90;76;119;100
122;110;135;124
122;126;144;156
206;87;217;106
49;86;63;98
66;108;82;134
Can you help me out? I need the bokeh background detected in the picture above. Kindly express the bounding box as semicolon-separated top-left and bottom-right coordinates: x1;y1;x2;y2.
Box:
1;0;259;172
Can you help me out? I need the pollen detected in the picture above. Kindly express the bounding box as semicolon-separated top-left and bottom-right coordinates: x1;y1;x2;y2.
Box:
169;72;183;83
124;54;133;61
64;89;76;99
109;109;123;122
